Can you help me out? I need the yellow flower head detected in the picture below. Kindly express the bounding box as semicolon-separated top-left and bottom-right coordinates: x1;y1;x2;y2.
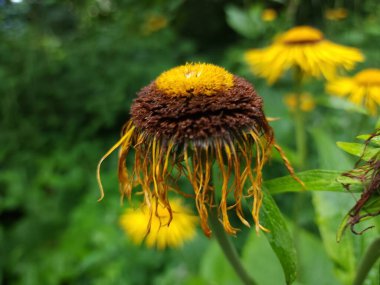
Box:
284;92;316;112
97;63;300;236
324;8;348;21
155;63;234;96
120;199;197;249
326;69;380;115
261;9;277;22
245;26;364;84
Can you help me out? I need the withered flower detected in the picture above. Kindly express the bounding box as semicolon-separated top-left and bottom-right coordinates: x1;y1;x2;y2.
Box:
340;129;380;236
97;63;298;236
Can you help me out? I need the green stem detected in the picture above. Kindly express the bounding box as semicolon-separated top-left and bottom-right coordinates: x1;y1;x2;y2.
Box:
292;67;307;170
353;237;380;285
209;207;256;285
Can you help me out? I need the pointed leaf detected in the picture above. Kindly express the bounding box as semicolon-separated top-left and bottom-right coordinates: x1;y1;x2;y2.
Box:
336;142;379;160
264;170;362;194
259;190;297;285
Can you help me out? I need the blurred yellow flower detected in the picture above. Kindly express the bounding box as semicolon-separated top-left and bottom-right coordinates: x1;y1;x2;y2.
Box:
261;9;277;22
245;26;364;84
119;199;197;249
284;93;316;112
326;69;380;115
325;8;348;21
142;14;168;35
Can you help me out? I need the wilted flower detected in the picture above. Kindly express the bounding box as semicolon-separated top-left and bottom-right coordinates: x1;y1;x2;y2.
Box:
339;130;380;237
120;199;197;249
245;26;364;84
284;92;316;112
326;69;380;115
261;9;277;22
324;8;348;21
97;63;299;236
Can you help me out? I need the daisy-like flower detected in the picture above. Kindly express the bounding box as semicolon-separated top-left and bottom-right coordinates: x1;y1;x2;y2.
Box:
120;199;197;249
326;69;380;115
245;26;364;84
97;63;299;236
261;9;277;22
324;8;348;21
284;92;316;112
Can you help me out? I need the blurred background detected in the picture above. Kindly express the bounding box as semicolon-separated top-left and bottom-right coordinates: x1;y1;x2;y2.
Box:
1;0;380;284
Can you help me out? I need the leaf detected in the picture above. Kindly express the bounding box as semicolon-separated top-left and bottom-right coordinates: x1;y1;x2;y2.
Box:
312;192;357;283
225;5;263;39
243;217;341;285
310;128;353;170
259;190;297;285
318;96;368;115
286;223;342;285
356;134;380;146
264;169;361;194
336;142;379;161
242;232;286;285
311;127;380;285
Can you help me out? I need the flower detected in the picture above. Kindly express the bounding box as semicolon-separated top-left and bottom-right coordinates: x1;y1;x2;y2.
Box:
338;129;380;238
119;199;197;249
142;14;168;35
326;69;380;115
261;9;277;22
324;8;348;21
245;26;364;84
97;63;300;236
284;92;316;112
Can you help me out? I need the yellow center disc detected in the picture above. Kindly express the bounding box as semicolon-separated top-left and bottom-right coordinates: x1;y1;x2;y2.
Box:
155;63;234;97
354;69;380;86
278;26;324;44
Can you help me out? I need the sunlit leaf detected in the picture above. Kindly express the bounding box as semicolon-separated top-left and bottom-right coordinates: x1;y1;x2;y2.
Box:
336;142;379;160
264;170;362;194
356;134;380;146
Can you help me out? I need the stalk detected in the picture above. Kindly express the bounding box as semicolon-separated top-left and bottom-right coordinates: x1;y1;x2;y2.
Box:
293;67;306;170
209;206;256;285
353;237;380;285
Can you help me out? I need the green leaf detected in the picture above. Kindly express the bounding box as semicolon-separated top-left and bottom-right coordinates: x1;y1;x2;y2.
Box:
225;5;263;39
336;142;379;160
312;192;357;283
318;96;368;115
242;232;286;285
259;191;297;285
312;127;380;285
356;134;380;146
264;170;361;194
286;223;342;285
311;128;353;170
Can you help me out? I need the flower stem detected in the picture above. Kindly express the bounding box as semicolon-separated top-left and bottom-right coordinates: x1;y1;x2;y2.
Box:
293;67;306;170
209;207;256;285
353;237;380;285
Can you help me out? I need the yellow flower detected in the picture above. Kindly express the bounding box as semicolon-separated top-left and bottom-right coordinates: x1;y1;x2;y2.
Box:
284;92;316;112
119;199;197;249
326;69;380;115
97;63;300;236
155;63;234;96
142;14;168;35
324;8;348;21
245;26;364;84
261;9;277;22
